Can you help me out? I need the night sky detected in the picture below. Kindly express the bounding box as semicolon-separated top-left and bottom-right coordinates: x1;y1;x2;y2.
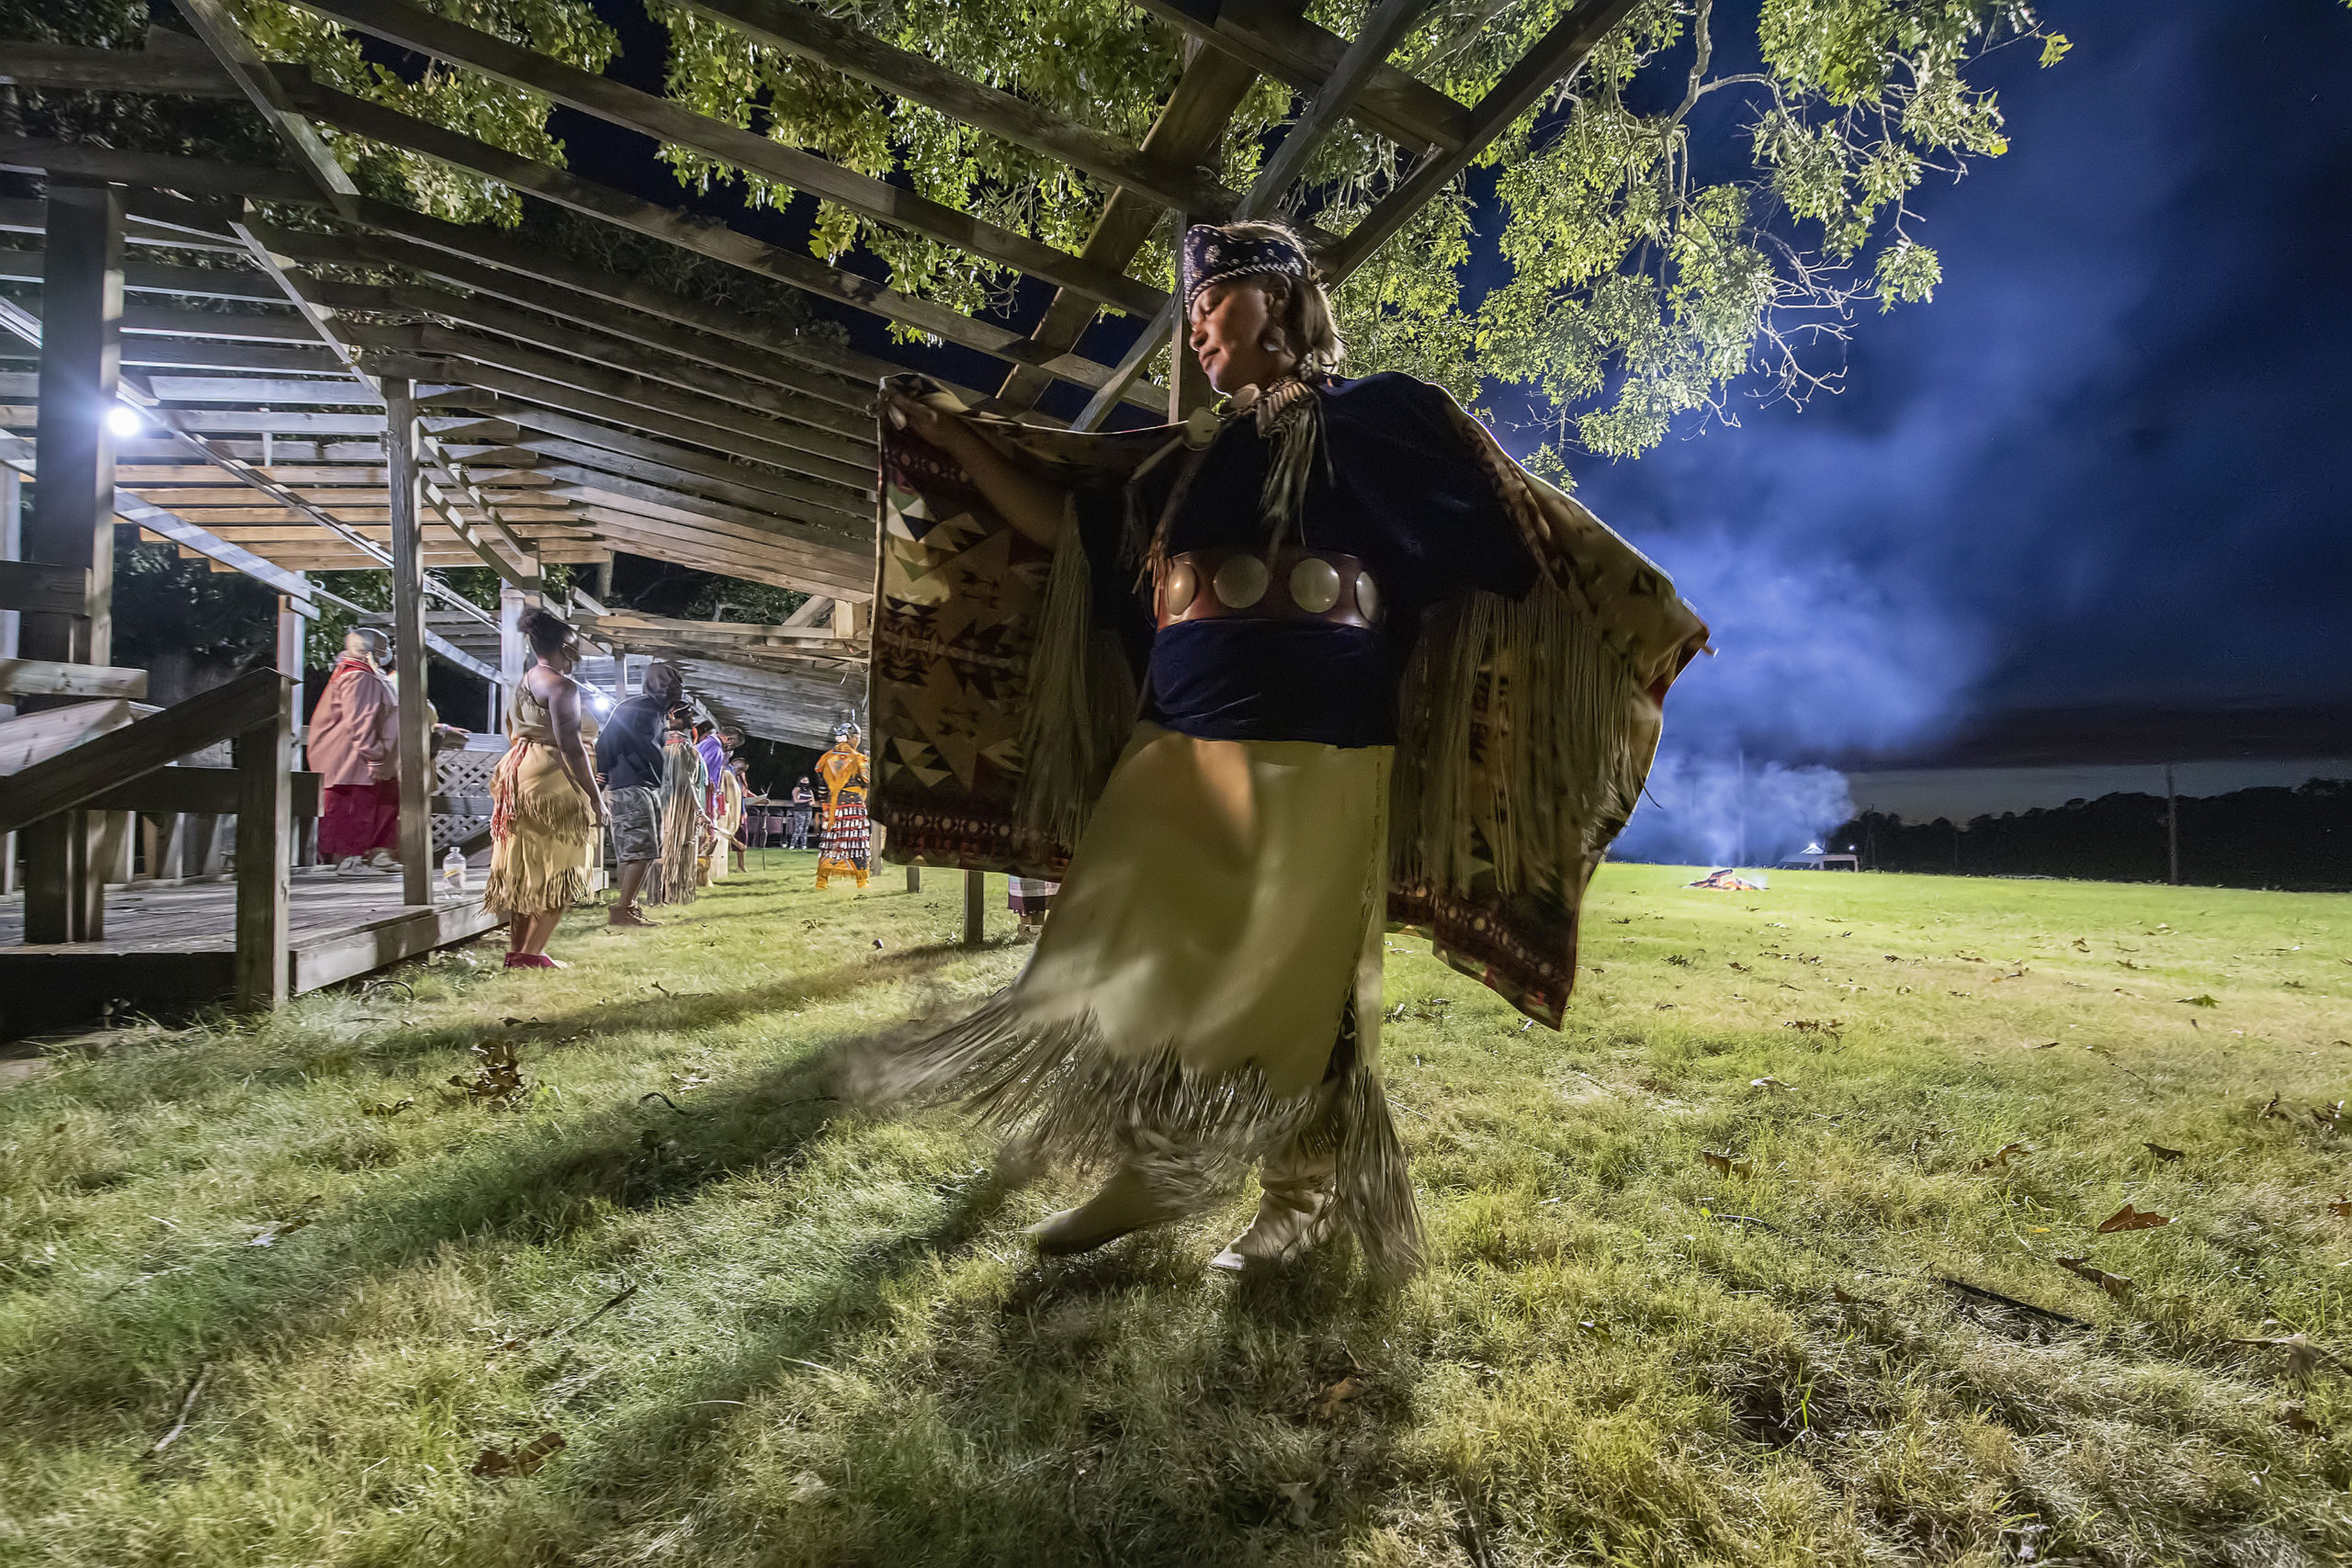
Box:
564;1;2352;780
1539;0;2352;766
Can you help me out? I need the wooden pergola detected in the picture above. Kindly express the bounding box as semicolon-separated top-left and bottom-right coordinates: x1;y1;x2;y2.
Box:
0;0;1633;1012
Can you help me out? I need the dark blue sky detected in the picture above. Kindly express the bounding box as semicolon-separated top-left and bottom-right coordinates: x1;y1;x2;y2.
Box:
563;1;2352;764
1547;0;2352;761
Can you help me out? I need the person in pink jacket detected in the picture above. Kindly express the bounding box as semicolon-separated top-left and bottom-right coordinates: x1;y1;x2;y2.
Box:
311;628;402;872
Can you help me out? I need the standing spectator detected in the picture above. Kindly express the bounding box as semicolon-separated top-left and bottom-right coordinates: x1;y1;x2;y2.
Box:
592;660;680;928
482;608;604;968
311;627;401;873
717;757;750;877
785;775;816;850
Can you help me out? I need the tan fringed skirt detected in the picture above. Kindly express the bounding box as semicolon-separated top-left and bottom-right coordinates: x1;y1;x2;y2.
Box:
481;740;595;916
891;723;1419;1277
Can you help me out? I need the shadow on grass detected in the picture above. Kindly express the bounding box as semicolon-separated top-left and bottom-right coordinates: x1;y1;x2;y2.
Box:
8;997;972;1432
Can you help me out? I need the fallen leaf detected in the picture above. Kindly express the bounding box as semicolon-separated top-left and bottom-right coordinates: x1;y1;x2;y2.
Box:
2261;1092;2289;1120
2054;1256;2135;1299
787;1471;831;1503
1577;1318;1613;1341
1975;1142;2030;1172
448;1039;531;1111
471;1431;565;1479
2072;937;2091;951
1830;1285;1857;1304
1781;1019;1843;1040
1702;1150;1755;1179
2327;1197;2352;1219
2096;1203;2173;1234
2024;1040;2062;1050
2314;1101;2345;1131
1727;961;1752;973
1276;1480;1315;1528
1313;1375;1364;1419
1750;1076;1794;1091
2177;994;2219;1008
2231;1332;2344;1383
2277;1399;2326;1436
2143;1142;2184;1161
360;1098;413;1117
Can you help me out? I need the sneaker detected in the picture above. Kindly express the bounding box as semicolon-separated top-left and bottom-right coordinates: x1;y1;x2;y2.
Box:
334;855;365;875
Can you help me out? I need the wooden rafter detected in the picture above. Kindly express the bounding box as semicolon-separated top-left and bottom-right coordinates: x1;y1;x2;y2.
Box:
281;0;1165;315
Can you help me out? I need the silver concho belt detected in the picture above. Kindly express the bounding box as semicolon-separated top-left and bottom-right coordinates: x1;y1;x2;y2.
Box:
1155;547;1381;630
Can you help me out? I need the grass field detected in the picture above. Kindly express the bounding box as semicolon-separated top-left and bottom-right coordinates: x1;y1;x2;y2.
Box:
3;858;2349;1566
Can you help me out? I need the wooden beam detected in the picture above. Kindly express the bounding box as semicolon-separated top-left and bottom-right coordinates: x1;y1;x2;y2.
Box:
540;467;865;547
120;306;322;342
0;697;134;774
0;43;239;96
360;348;872;494
119;339;348;375
83;765;322;817
382;377;433;904
0;560;89;617
676;0;1238;216
168;0;365;216
0;660;148;701
139;376;385;405
571;507;870;597
510;435;861;524
1129;0;1469;154
300;277;873;449
998;27;1268;409
113;491;333;608
262;88;1165;408
1329;0;1639;280
292;274;869;434
0;137;322;205
1076;0;1427;428
0;669;284;837
0;251;285;302
280;0;1165;314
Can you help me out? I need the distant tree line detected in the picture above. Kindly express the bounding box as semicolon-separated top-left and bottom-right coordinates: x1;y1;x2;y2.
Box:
1835;779;2352;890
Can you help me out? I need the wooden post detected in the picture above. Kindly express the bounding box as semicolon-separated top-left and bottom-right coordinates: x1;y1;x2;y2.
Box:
1;464;17;897
277;573;310;865
1171;225;1213;421
21;179;125;942
906;864;921;893
497;579;526;732
2165;763;2180;886
232;677;294;1010
962;869;984;946
383;378;433;907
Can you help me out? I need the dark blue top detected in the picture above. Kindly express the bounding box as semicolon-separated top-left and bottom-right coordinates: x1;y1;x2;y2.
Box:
1078;373;1537;748
594;694;668;791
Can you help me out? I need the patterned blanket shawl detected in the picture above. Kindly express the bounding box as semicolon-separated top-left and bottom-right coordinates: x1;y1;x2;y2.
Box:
867;376;1709;1027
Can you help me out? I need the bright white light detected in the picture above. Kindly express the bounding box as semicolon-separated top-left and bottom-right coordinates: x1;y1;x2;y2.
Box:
106;404;145;438
589;694;613;716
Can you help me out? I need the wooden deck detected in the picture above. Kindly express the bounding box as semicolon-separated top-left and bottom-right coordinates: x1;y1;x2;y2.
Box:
0;865;507;1037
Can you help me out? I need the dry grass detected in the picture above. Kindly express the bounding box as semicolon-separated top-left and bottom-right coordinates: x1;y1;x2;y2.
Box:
2;860;2349;1566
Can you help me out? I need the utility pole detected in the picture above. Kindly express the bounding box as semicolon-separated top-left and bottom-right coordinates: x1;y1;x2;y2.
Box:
2165;763;2180;886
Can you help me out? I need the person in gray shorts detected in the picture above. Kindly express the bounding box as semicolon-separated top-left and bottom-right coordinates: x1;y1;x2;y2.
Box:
592;661;683;926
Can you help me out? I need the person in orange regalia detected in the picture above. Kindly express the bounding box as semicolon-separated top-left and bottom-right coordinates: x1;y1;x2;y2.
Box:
812;720;871;891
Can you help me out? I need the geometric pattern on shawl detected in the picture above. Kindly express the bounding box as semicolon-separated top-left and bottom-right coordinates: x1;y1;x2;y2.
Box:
867;376;1167;875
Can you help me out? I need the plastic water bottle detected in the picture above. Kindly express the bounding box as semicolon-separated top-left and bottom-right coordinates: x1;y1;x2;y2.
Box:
440;846;468;897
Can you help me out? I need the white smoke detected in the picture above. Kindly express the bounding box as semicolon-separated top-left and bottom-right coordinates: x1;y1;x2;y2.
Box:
1612;752;1856;868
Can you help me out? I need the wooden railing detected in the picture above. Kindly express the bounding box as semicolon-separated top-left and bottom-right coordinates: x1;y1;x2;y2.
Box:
0;667;297;1010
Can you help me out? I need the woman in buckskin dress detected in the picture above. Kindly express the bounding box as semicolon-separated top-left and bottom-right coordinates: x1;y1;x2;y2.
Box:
878;221;1704;1279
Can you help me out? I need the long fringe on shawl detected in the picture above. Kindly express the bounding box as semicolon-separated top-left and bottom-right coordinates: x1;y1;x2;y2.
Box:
1012;503;1139;853
1388;576;1657;1022
883;997;1421;1282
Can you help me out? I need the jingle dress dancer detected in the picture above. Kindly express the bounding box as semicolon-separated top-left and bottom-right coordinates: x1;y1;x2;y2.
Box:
482;608;605;968
812;722;872;890
871;222;1709;1279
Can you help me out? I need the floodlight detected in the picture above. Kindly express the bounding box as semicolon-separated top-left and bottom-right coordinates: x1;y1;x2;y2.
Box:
106;404;145;438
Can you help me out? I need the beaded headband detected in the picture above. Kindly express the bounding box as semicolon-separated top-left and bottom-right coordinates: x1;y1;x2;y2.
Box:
1182;223;1308;315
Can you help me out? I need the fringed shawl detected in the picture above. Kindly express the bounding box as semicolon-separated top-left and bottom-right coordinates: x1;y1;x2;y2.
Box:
867;375;1709;1028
